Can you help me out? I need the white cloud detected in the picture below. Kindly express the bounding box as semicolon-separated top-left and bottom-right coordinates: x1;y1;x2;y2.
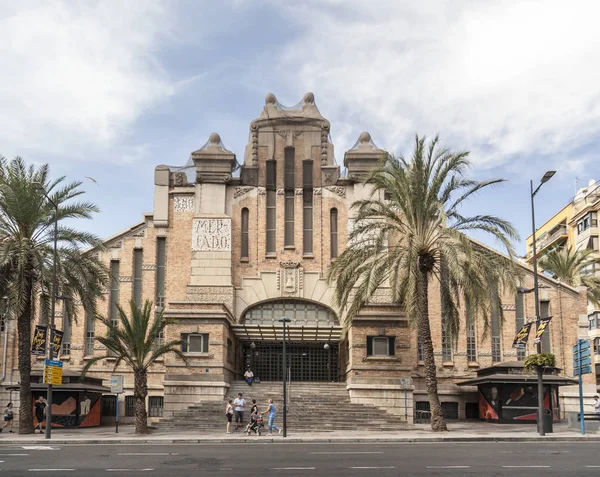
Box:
0;1;173;159
272;0;600;170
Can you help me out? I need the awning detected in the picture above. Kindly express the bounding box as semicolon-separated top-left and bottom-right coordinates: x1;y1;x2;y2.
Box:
457;373;578;387
231;324;342;342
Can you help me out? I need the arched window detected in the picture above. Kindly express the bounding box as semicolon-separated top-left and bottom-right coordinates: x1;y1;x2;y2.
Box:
241;208;249;260
243;299;337;326
330;208;338;259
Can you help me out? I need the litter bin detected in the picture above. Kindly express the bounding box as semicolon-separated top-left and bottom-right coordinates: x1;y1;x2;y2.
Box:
537;411;553;434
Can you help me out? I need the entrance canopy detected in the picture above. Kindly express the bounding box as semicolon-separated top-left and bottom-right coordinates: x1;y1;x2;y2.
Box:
232;323;341;342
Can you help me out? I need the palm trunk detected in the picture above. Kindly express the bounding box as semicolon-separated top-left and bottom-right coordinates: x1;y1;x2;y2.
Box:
17;276;34;434
133;369;148;434
417;266;448;432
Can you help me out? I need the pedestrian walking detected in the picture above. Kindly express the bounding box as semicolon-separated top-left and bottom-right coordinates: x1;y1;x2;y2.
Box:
0;403;14;433
244;367;254;386
34;396;46;434
261;398;281;436
244;399;259;434
225;399;234;434
233;393;246;430
593;395;600;415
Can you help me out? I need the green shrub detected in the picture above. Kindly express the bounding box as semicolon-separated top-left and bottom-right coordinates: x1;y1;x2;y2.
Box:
523;353;556;373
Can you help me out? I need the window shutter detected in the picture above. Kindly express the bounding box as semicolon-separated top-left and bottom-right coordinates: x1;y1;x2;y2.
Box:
203;334;209;353
388;336;395;356
366;336;373;356
181;334;188;352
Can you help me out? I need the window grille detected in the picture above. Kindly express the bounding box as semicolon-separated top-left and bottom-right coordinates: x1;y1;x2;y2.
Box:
125;396;135;417
102;395;117;416
243;300;336;326
303;161;314;255
466;323;477;363
84;309;95;356
465;402;479;419
441;401;459;419
149;396;164;417
414;401;431;424
284;148;295;247
417;332;424;362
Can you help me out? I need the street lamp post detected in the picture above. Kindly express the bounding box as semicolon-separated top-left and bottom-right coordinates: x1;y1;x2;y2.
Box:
34;183;59;440
279;317;291;438
529;170;556;437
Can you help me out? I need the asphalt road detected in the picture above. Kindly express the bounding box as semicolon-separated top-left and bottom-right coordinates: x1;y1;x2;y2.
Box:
0;442;598;476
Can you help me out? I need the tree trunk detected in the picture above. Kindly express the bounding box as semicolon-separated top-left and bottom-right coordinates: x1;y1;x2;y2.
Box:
133;369;149;434
17;276;34;434
417;266;448;432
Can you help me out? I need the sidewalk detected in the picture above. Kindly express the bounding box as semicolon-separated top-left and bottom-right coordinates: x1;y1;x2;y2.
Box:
0;421;598;444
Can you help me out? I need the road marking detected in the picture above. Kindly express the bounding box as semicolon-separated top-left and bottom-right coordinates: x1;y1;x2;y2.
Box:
311;452;384;455
29;469;75;472
22;446;58;451
106;470;154;472
585;466;600;468
351;466;395;469
427;466;471;469
118;453;178;456
0;454;29;456
501;465;551;468
271;468;315;471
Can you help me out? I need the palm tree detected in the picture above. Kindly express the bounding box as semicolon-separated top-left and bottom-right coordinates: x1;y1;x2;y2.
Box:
538;246;600;307
0;156;108;434
327;136;519;431
82;300;187;434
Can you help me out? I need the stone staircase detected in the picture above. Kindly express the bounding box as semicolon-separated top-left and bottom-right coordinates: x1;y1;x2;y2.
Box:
156;381;411;433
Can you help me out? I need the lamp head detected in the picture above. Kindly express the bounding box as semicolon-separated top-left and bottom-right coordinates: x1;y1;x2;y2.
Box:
33;182;46;194
540;171;556;184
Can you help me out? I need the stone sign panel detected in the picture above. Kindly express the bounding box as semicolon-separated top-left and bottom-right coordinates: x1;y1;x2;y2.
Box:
192;218;231;252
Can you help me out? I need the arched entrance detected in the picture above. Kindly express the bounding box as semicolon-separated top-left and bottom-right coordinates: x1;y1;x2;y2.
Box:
232;299;341;382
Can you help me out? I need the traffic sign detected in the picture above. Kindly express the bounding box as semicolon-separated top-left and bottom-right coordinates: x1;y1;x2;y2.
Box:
43;359;63;385
574;365;593;376
573;340;590;353
110;375;124;394
574;349;591;360
574;357;592;368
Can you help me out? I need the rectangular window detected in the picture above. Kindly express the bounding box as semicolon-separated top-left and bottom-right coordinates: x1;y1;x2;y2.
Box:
417;331;424;362
61;304;71;356
227;338;233;363
40;294;48;326
125;396;135;417
284;148;295;247
330;208;338;259
133;249;143;308
156;237;166;309
181;333;209;353
590;312;599;331
515;292;525;361
540;300;551;353
241;208;249;259
149;396;164;418
588;235;599;251
266;161;276;255
440;270;452;362
466;323;477;363
109;261;120;357
441;402;459;420
102;395;117;417
152;328;165;352
303;161;313;254
84;309;95;356
491;294;501;362
366;336;395;356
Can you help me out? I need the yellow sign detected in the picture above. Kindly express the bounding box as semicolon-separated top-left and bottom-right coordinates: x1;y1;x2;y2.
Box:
43;359;63;386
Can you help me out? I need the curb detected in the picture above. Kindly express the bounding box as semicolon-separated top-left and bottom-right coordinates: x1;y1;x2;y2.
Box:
1;436;600;445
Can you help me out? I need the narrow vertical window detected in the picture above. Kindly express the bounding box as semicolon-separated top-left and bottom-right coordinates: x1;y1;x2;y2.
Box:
241;208;249;259
61;303;71;356
156;237;166;309
284;148;295;247
303;160;313;254
417;331;424;362
440;268;452;362
84;309;95;356
133;249;143;308
330;208;338;259
515;292;525;361
491;293;501;362
109;260;120;356
466;299;477;363
540;300;551;353
266;160;276;255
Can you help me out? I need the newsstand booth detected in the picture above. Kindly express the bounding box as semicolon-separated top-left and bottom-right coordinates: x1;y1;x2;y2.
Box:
8;371;110;428
457;362;577;424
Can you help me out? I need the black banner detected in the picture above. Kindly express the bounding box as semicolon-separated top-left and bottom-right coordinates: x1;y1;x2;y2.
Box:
52;329;64;358
534;316;552;344
512;322;532;349
31;325;48;356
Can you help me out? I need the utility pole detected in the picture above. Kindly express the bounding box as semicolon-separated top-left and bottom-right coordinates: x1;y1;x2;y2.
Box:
279;317;291;438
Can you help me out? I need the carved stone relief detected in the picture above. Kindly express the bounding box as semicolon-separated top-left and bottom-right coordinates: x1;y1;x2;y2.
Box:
295;188;303;196
313;188;322;196
257;187;266;196
326;186;346;198
276;261;304;297
234;186;254;198
142;264;157;271
173;195;195;212
119;276;133;282
192;218;232;252
502;304;516;311
251;124;259;166
173;171;193;187
277;189;285;196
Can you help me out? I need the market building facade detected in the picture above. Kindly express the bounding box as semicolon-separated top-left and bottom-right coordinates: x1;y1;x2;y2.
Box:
0;93;591;425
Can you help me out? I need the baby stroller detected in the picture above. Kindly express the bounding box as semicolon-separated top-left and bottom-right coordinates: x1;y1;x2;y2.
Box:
245;415;263;436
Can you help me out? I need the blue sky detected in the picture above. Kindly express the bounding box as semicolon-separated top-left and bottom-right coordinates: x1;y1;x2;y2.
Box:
1;0;599;256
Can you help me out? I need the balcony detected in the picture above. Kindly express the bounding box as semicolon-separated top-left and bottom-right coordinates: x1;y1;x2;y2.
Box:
528;224;568;260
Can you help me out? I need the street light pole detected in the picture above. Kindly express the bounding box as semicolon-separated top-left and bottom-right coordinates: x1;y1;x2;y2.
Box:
529;170;556;437
35;183;59;440
279;317;291;438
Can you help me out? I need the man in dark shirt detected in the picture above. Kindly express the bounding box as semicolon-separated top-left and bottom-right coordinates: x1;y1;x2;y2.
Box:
34;396;46;434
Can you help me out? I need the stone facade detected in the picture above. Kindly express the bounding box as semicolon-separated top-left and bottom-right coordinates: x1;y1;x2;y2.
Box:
0;93;591;424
